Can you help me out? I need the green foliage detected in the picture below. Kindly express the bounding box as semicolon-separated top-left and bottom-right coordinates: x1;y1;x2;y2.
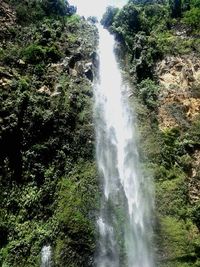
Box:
15;2;45;23
65;14;81;26
101;6;119;29
157;216;197;266
182;7;200;28
8;0;73;24
189;117;200;144
0;9;98;266
46;46;63;62
41;0;69;16
140;4;169;33
112;3;141;35
0;45;21;65
191;202;200;229
130;0;166;4
22;44;63;64
22;45;45;64
191;0;200;8
137;79;160;109
34;64;46;77
156;173;188;218
53;162;99;267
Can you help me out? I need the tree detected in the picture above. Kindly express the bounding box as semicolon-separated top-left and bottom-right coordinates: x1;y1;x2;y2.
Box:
113;4;140;33
101;6;119;29
41;0;69;16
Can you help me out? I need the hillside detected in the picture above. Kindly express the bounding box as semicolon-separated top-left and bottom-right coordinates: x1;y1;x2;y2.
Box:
0;1;99;266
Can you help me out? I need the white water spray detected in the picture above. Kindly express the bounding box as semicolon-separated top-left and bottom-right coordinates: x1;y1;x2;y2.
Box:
94;26;154;267
41;245;51;267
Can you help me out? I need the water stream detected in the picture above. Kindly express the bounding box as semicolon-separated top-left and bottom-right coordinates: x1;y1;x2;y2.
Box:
41;245;51;267
94;25;154;267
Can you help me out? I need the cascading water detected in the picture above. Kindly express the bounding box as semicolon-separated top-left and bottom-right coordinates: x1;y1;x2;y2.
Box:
41;245;51;267
94;25;154;267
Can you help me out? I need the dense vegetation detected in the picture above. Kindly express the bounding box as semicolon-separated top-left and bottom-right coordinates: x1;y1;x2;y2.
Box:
101;0;200;266
0;0;200;266
0;1;99;266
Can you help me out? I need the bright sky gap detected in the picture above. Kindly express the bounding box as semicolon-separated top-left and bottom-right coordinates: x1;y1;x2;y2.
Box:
68;0;128;19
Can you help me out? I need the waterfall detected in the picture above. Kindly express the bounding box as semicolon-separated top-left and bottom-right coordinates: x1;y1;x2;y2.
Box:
41;245;51;267
94;26;154;267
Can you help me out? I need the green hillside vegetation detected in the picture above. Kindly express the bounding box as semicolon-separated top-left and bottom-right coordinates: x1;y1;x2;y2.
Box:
0;0;200;266
0;1;99;266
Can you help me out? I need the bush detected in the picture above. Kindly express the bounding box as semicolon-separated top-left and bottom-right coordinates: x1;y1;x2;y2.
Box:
191;202;200;229
182;7;200;29
15;1;45;23
23;45;45;64
13;0;72;24
34;64;46;77
46;46;63;62
1;45;21;65
137;79;160;109
22;44;63;64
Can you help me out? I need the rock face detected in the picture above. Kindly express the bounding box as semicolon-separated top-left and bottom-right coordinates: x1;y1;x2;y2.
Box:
156;55;200;205
0;1;16;39
156;56;200;130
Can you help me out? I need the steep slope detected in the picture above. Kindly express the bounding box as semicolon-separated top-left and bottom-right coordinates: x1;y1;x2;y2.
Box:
0;1;99;266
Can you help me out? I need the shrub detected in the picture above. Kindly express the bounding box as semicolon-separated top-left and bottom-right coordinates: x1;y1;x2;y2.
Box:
15;1;45;23
34;64;45;77
1;45;21;65
182;7;200;29
137;79;160;109
191;202;200;229
23;45;45;64
46;46;62;62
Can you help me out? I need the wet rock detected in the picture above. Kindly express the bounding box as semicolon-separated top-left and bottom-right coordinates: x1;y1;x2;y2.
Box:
75;61;84;75
84;62;94;82
90;51;99;68
68;53;83;68
85;68;93;82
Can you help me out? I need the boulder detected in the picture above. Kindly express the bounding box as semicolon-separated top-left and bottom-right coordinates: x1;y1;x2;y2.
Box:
37;85;51;95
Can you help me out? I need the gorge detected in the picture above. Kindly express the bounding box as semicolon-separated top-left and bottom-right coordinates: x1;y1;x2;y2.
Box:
0;0;200;267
